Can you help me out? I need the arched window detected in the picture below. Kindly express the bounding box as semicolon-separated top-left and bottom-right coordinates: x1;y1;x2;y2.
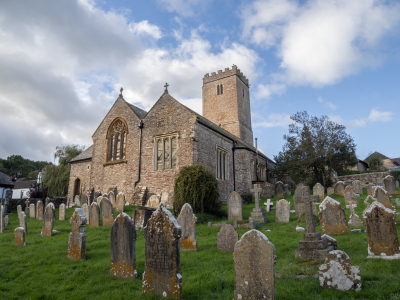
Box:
74;178;81;197
106;119;128;162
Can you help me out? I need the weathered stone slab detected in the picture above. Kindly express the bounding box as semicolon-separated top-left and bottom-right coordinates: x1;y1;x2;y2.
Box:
367;184;375;196
234;230;276;300
41;203;55;237
94;190;102;201
108;191;116;208
81;203;90;225
276;199;290;223
321;234;338;250
132;206;155;230
74;195;80;206
177;203;198;251
68;208;87;261
261;182;275;198
100;198;114;226
319;197;349;235
348;203;363;227
89;202;100;227
352;180;363;194
36;200;44;220
80;193;88;206
110;212;137;279
396;198;400;207
250;183;268;223
344;186;358;208
383;175;398;195
142;202;182;299
17;205;22;215
319;250;361;291
217;222;238;252
29;203;35;218
327;187;334;196
284;183;291;195
364;201;400;259
15;227;26;246
4;215;9;228
293;183;305;216
334;181;345;197
161;191;174;209
275;181;284;198
147;195;160;208
130;186;147;206
373;186;394;210
18;211;27;234
59;203;66;220
313;183;325;200
116;192;125;213
227;191;243;221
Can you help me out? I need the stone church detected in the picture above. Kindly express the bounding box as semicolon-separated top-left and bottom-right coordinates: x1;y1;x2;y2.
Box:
68;65;276;206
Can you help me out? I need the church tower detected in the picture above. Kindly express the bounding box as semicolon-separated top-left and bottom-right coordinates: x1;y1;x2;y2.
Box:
202;65;253;145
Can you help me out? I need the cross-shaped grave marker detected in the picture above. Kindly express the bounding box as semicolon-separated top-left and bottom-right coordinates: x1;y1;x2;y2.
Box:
250;183;263;209
296;187;319;233
264;199;274;212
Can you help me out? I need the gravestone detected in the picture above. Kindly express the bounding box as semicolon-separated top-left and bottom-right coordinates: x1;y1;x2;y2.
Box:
116;192;125;213
334;181;345;197
59;204;66;220
74;195;80;206
261;182;275;198
161;192;174;209
249;183;268;223
17;205;22;215
348;203;363;227
364;201;400;259
234;230;276;300
5;190;12;199
344;186;358;208
110;213;137;279
264;199;274;212
94;190;102;201
81;203;90;225
284;183;291;195
352;180;363;194
227;191;243;221
367;184;375;196
0;205;3;233
396;198;400;207
14;227;26;246
19;211;27;234
25;200;29;214
383;175;398;195
100;198;114;226
132;206;155;230
41;203;55;237
29;203;35;218
89;202;100;227
68;208;87;261
80;193;88;206
130;186;147;206
397;181;399;188
108;191;116;208
275;199;290;223
275;181;284;198
321;234;338;250
36;200;44;220
293;183;304;215
45;197;50;208
319;250;362;291
313;183;325;200
297;186;318;217
177;203;198;251
373;187;394;210
4;215;9;228
319;197;349;235
147;195;160;208
142;202;182;299
327;187;334;196
217;222;239;252
295;191;333;260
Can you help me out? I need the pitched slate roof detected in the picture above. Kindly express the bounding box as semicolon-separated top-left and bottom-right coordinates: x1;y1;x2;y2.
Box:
13;178;37;189
0;171;14;187
126;102;147;118
70;145;93;163
364;151;389;161
391;157;400;166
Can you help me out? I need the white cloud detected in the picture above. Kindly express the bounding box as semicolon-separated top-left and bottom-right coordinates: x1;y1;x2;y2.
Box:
255;83;286;100
156;0;212;17
368;108;393;122
253;113;292;128
317;96;337;110
129;20;162;39
330;108;394;129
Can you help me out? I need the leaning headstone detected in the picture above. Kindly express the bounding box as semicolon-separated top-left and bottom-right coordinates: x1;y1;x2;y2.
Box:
367;184;375;196
81;203;90;225
276;199;290;223
89;202;100;227
344;185;358;208
110;212;137;279
116;192;125;213
29;203;35;218
319;197;349;235
108;191;116;208
19;211;27;234
321;234;338;250
348;203;363;227
80;193;88;206
68;208;87;261
334;181;345;197
14;227;26;246
177;203;198;251
227;191;243;221
275;181;284;198
25;200;29;214
249;183;267;223
36;200;44;220
327;187;334;196
100;198;114;226
74;195;81;206
217;222;239;252
284;183;291;195
142;202;182;299
383;175;398;195
59;204;66;220
373;186;394;210
364;201;400;259
41;203;55;237
234;230;276;300
147;195;160;208
319;250;362;291
313;183;325;200
352;180;363;194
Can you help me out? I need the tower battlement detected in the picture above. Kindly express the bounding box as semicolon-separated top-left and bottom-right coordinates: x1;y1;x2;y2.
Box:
203;65;249;87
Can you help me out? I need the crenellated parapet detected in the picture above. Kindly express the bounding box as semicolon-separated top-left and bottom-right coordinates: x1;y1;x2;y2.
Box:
203;65;250;87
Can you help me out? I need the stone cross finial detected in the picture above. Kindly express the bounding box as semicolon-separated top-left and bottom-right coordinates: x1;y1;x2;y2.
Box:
164;82;169;93
119;87;123;97
250;183;263;209
297;187;319;233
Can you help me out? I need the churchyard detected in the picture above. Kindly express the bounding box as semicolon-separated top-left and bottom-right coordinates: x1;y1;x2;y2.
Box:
1;186;400;299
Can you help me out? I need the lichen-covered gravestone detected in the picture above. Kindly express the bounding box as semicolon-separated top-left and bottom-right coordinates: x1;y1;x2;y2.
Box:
352;180;362;194
132;206;155;230
14;227;26;246
100;198;115;226
217;222;239;252
68;208;87;261
319;197;349;235
81;203;90;225
276;199;290;223
297;186;318;217
321;234;338;250
177;203;198;251
36;200;44;220
364;201;400;259
275;181;284;198
344;186;358;208
130;186;147;206
348;203;363;227
59;204;66;220
367;184;375;196
293;183;304;216
319;250;361;291
17;205;22;215
74;195;81;206
80;193;88;206
234;230;276;300
284;184;291;195
373;187;394;210
249;183;268;223
116;192;125;213
29;203;35;218
142;202;182;299
108;191;116;208
89;202;100;227
110;213;137;279
147;195;160;208
227;191;243;221
334;181;345;197
383;175;398;195
19;211;27;234
313;183;325;200
41;203;55;237
327;187;334;196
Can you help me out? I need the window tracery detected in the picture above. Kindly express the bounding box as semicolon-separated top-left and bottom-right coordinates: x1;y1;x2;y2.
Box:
107;119;127;162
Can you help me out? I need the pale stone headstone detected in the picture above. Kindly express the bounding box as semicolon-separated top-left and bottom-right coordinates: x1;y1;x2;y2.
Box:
132;206;155;230
344;185;358;208
110;212;137;279
275;199;290;223
29;203;35;218
367;184;375;196
177;203;198;251
364;201;400;259
17;205;22;215
383;175;398;195
19;211;27;234
147;195;160;208
334;181;345;197
217;222;239;252
41;203;55;237
14;227;26;246
234;230;276;300
373;186;394;210
130;186;147;206
227;191;243;221
319;197;349;235
284;183;291;195
108;191;116;208
275;181;284;198
68;208;87;261
321;234;338;250
142;202;182;299
161;192;174;209
116;192;125;213
348;203;363;227
81;203;90;225
396;198;400;207
100;198;114;226
249;183;267;223
313;183;324;200
3;215;9;228
80;193;88;206
74;195;80;206
327;187;334;196
59;204;66;220
89;202;100;227
264;199;274;212
36;200;44;220
352;180;362;194
293;183;304;215
319;250;361;291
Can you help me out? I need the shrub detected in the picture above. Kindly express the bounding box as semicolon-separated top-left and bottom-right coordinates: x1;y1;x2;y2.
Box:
173;164;221;216
241;194;253;205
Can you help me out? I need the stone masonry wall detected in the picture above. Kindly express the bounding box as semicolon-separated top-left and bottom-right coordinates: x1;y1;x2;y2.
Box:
4;197;67;213
68;159;92;199
331;172;390;187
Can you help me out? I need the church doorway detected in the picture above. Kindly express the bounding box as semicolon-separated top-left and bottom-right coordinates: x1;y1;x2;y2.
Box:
74;178;81;197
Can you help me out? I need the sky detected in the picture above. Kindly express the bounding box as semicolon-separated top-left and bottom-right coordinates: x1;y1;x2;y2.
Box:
0;0;399;164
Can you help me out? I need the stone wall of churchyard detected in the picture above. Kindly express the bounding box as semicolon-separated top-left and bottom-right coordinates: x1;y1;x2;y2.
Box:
68;159;92;199
331;171;390;187
3;197;67;213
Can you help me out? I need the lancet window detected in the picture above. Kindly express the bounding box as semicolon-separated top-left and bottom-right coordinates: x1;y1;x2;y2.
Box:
154;134;177;170
106;119;127;162
216;146;228;180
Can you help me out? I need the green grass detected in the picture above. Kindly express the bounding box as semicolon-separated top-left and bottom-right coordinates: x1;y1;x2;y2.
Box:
1;188;400;299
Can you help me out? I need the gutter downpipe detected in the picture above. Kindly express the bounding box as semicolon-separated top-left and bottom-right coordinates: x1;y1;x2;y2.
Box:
232;141;236;191
134;120;144;187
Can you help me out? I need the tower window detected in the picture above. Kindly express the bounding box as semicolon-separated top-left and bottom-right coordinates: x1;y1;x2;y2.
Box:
217;84;223;95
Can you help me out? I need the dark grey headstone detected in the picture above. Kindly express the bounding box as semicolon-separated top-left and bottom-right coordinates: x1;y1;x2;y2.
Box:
217;222;239;252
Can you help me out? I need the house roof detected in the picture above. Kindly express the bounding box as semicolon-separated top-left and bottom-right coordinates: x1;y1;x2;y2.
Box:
358;159;369;168
392;157;400;166
126;102;147;118
0;171;14;187
70;145;93;163
13;177;37;189
364;151;389;161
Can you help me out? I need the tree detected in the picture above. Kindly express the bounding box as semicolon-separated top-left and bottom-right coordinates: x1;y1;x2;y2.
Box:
365;152;384;170
273;111;358;187
0;155;51;177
